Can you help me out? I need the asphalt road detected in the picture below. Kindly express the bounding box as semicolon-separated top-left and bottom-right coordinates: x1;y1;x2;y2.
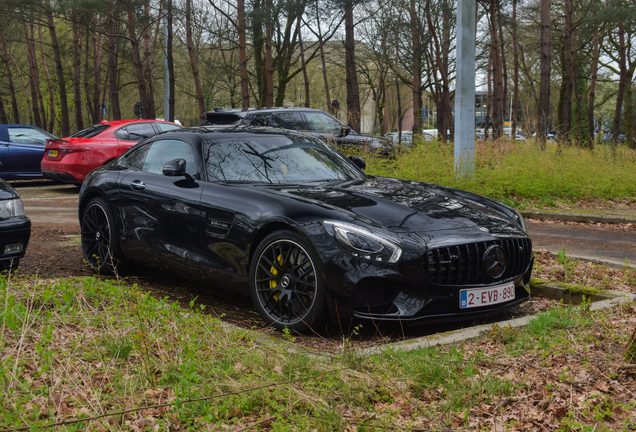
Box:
527;220;636;268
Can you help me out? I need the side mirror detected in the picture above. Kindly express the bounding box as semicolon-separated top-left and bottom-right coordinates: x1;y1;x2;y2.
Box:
349;156;366;170
162;158;195;181
339;126;352;137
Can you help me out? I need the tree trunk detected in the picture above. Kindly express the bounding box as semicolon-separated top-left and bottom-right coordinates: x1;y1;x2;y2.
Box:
142;0;157;119
489;0;504;140
410;0;420;134
315;0;331;112
84;30;95;123
10;54;33;125
38;23;55;132
538;0;551;149
107;8;121;120
625;81;634;148
512;0;519;136
127;9;152;118
24;23;43;128
265;0;274;107
561;0;574;144
238;0;250;108
72;22;84;132
612;22;626;144
498;6;508;129
45;0;70;137
0;21;20;124
0;93;8;124
91;24;104;124
297;15;310;108
185;0;205;119
395;29;403;140
485;51;492;139
345;1;361;132
588;21;600;148
168;0;175;121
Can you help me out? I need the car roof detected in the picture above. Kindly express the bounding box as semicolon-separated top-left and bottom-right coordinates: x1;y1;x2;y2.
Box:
203;107;328;116
96;119;178;127
149;125;325;143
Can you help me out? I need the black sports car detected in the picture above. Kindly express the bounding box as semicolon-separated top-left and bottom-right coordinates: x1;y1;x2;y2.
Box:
78;126;532;332
0;179;30;272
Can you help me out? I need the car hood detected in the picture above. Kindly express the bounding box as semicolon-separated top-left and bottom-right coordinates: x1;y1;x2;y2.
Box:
267;177;524;237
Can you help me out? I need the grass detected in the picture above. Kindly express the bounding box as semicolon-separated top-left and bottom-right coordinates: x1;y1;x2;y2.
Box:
362;139;636;208
1;274;635;430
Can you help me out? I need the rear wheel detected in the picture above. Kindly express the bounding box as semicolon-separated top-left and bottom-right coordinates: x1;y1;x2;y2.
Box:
81;197;123;274
0;259;20;274
249;230;325;332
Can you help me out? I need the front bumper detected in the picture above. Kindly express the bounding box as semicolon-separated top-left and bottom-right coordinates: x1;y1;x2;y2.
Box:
312;231;534;324
0;216;31;263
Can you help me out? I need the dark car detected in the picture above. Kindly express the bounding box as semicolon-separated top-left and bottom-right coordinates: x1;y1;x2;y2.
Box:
78;126;532;332
201;107;390;151
0;124;58;180
0;179;30;272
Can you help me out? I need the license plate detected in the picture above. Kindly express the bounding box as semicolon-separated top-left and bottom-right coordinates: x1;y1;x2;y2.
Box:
460;282;515;309
48;149;58;157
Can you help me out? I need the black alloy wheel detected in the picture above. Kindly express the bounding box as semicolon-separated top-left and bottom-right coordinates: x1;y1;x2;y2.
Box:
250;231;325;332
81;198;122;274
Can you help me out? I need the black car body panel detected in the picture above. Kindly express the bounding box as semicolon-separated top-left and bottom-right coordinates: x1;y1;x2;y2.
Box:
0;179;31;269
79;126;532;326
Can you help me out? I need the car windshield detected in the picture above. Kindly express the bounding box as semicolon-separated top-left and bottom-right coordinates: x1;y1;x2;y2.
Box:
203;135;363;184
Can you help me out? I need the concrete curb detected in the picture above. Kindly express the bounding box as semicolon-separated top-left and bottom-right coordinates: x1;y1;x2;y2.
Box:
521;211;636;225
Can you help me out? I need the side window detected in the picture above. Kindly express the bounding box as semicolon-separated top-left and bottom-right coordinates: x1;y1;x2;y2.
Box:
124;143;151;170
269;112;306;130
155;123;182;132
142;139;197;177
248;113;270;126
8;128;51;146
305;112;342;135
114;127;130;140
126;123;157;141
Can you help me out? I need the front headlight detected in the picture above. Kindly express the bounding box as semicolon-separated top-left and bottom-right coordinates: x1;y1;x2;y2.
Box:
514;210;526;232
0;199;24;219
323;220;402;263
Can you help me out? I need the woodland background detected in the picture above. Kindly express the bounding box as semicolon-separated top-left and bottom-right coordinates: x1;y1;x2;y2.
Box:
0;0;634;146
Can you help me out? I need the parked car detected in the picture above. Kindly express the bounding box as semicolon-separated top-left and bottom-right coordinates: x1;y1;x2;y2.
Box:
41;119;182;185
0;124;58;180
385;131;414;147
0;178;30;272
201;107;391;151
78;126;533;332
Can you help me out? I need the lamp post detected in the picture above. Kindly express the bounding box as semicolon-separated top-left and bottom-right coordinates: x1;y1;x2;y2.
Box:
454;0;476;176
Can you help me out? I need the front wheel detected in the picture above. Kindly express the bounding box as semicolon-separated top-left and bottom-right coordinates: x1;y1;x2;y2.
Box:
81;197;123;274
249;230;325;333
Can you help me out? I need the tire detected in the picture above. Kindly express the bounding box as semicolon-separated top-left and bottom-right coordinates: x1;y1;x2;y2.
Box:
0;258;20;274
249;230;325;333
81;197;123;275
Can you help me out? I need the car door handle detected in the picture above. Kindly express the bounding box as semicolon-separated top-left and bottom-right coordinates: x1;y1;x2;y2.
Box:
130;180;146;190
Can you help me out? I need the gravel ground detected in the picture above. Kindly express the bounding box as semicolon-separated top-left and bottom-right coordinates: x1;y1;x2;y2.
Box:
13;181;559;352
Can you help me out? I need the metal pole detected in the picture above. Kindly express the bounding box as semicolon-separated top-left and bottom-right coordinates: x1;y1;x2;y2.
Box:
454;0;476;176
163;9;169;121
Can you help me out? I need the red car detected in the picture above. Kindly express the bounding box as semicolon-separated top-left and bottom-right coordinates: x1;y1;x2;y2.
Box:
42;119;182;185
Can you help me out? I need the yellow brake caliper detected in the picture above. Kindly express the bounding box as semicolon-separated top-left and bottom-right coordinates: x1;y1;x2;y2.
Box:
269;254;284;300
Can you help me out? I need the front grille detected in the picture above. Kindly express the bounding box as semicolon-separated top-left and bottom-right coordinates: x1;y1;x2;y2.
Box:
424;238;532;286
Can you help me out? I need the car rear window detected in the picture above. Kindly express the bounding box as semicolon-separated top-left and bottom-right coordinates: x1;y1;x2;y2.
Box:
71;124;111;138
201;114;244;126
